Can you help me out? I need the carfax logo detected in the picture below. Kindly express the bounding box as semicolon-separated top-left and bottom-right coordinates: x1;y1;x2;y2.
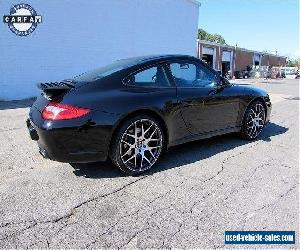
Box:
3;3;42;36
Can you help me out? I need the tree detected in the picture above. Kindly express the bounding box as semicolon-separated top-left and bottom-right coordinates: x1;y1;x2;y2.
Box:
198;28;226;44
286;58;299;67
212;34;226;45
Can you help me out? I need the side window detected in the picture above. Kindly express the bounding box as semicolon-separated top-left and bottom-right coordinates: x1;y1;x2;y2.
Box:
197;67;216;87
169;62;216;87
170;63;196;84
126;65;170;87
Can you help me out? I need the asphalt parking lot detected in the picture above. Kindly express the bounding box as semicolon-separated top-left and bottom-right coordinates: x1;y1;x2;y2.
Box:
0;79;299;249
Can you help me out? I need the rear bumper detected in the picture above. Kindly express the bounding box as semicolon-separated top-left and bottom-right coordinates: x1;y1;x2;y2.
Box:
27;107;119;163
37;128;108;163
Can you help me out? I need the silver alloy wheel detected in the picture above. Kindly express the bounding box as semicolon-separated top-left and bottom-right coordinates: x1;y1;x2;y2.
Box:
246;103;266;139
119;119;163;172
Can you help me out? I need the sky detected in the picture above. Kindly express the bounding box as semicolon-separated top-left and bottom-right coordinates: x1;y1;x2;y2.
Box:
198;0;299;58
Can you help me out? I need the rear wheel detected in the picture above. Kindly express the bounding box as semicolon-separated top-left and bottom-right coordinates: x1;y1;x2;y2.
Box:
110;115;164;175
240;100;266;140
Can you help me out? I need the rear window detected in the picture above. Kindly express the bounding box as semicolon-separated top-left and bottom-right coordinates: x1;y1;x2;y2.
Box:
126;65;170;87
74;58;134;82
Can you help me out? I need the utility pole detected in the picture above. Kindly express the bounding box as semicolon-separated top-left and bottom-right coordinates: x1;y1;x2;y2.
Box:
233;43;237;79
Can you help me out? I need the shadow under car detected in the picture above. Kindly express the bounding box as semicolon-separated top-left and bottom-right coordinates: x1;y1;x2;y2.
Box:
70;122;288;178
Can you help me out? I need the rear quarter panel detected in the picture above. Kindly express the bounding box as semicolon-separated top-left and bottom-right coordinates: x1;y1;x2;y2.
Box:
61;78;187;147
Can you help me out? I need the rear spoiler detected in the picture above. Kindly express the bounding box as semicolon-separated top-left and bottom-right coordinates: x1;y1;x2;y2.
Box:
37;79;75;99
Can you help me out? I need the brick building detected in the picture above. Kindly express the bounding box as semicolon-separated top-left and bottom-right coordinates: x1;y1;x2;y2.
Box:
197;40;287;78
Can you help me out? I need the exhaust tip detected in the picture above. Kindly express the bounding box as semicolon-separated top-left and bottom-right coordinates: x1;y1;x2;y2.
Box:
39;147;49;159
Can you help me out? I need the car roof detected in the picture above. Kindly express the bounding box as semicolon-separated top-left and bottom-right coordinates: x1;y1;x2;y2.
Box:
116;54;197;66
72;54;204;83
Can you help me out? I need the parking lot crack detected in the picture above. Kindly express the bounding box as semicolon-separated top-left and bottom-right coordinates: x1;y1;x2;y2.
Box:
0;176;149;241
84;180;185;248
223;162;269;202
118;226;150;249
203;141;260;183
255;183;297;212
243;182;298;219
161;221;183;248
69;176;149;213
0;221;38;241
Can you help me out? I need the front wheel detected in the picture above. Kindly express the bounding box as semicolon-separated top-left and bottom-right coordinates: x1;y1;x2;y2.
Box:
240;100;266;140
110;115;164;175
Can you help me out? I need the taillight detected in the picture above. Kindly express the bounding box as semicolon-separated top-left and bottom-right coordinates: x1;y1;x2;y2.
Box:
42;102;90;120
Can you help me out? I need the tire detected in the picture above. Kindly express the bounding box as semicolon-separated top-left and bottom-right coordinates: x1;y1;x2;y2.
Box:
240;100;266;140
109;115;165;175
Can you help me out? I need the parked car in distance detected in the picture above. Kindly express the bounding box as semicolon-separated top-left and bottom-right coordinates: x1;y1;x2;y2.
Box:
282;67;298;79
27;55;272;175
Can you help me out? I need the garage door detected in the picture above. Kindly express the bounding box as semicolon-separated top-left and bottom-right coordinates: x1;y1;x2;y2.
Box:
203;47;215;55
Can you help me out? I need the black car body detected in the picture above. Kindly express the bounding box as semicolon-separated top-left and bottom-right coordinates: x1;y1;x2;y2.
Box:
27;55;271;174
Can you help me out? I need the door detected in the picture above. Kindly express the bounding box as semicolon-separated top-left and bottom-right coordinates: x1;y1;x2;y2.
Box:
167;60;240;135
124;63;189;145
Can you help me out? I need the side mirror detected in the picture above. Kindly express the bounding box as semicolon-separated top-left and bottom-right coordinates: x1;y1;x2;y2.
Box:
217;76;229;88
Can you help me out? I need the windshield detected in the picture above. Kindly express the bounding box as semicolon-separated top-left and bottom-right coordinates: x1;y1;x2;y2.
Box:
74;58;134;82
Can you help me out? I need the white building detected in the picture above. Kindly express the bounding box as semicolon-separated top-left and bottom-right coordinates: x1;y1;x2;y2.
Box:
0;0;199;100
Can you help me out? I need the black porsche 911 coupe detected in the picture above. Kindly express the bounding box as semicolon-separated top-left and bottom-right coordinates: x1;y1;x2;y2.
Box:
27;55;271;175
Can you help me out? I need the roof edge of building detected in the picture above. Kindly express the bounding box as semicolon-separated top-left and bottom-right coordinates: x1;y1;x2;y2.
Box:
198;39;287;59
